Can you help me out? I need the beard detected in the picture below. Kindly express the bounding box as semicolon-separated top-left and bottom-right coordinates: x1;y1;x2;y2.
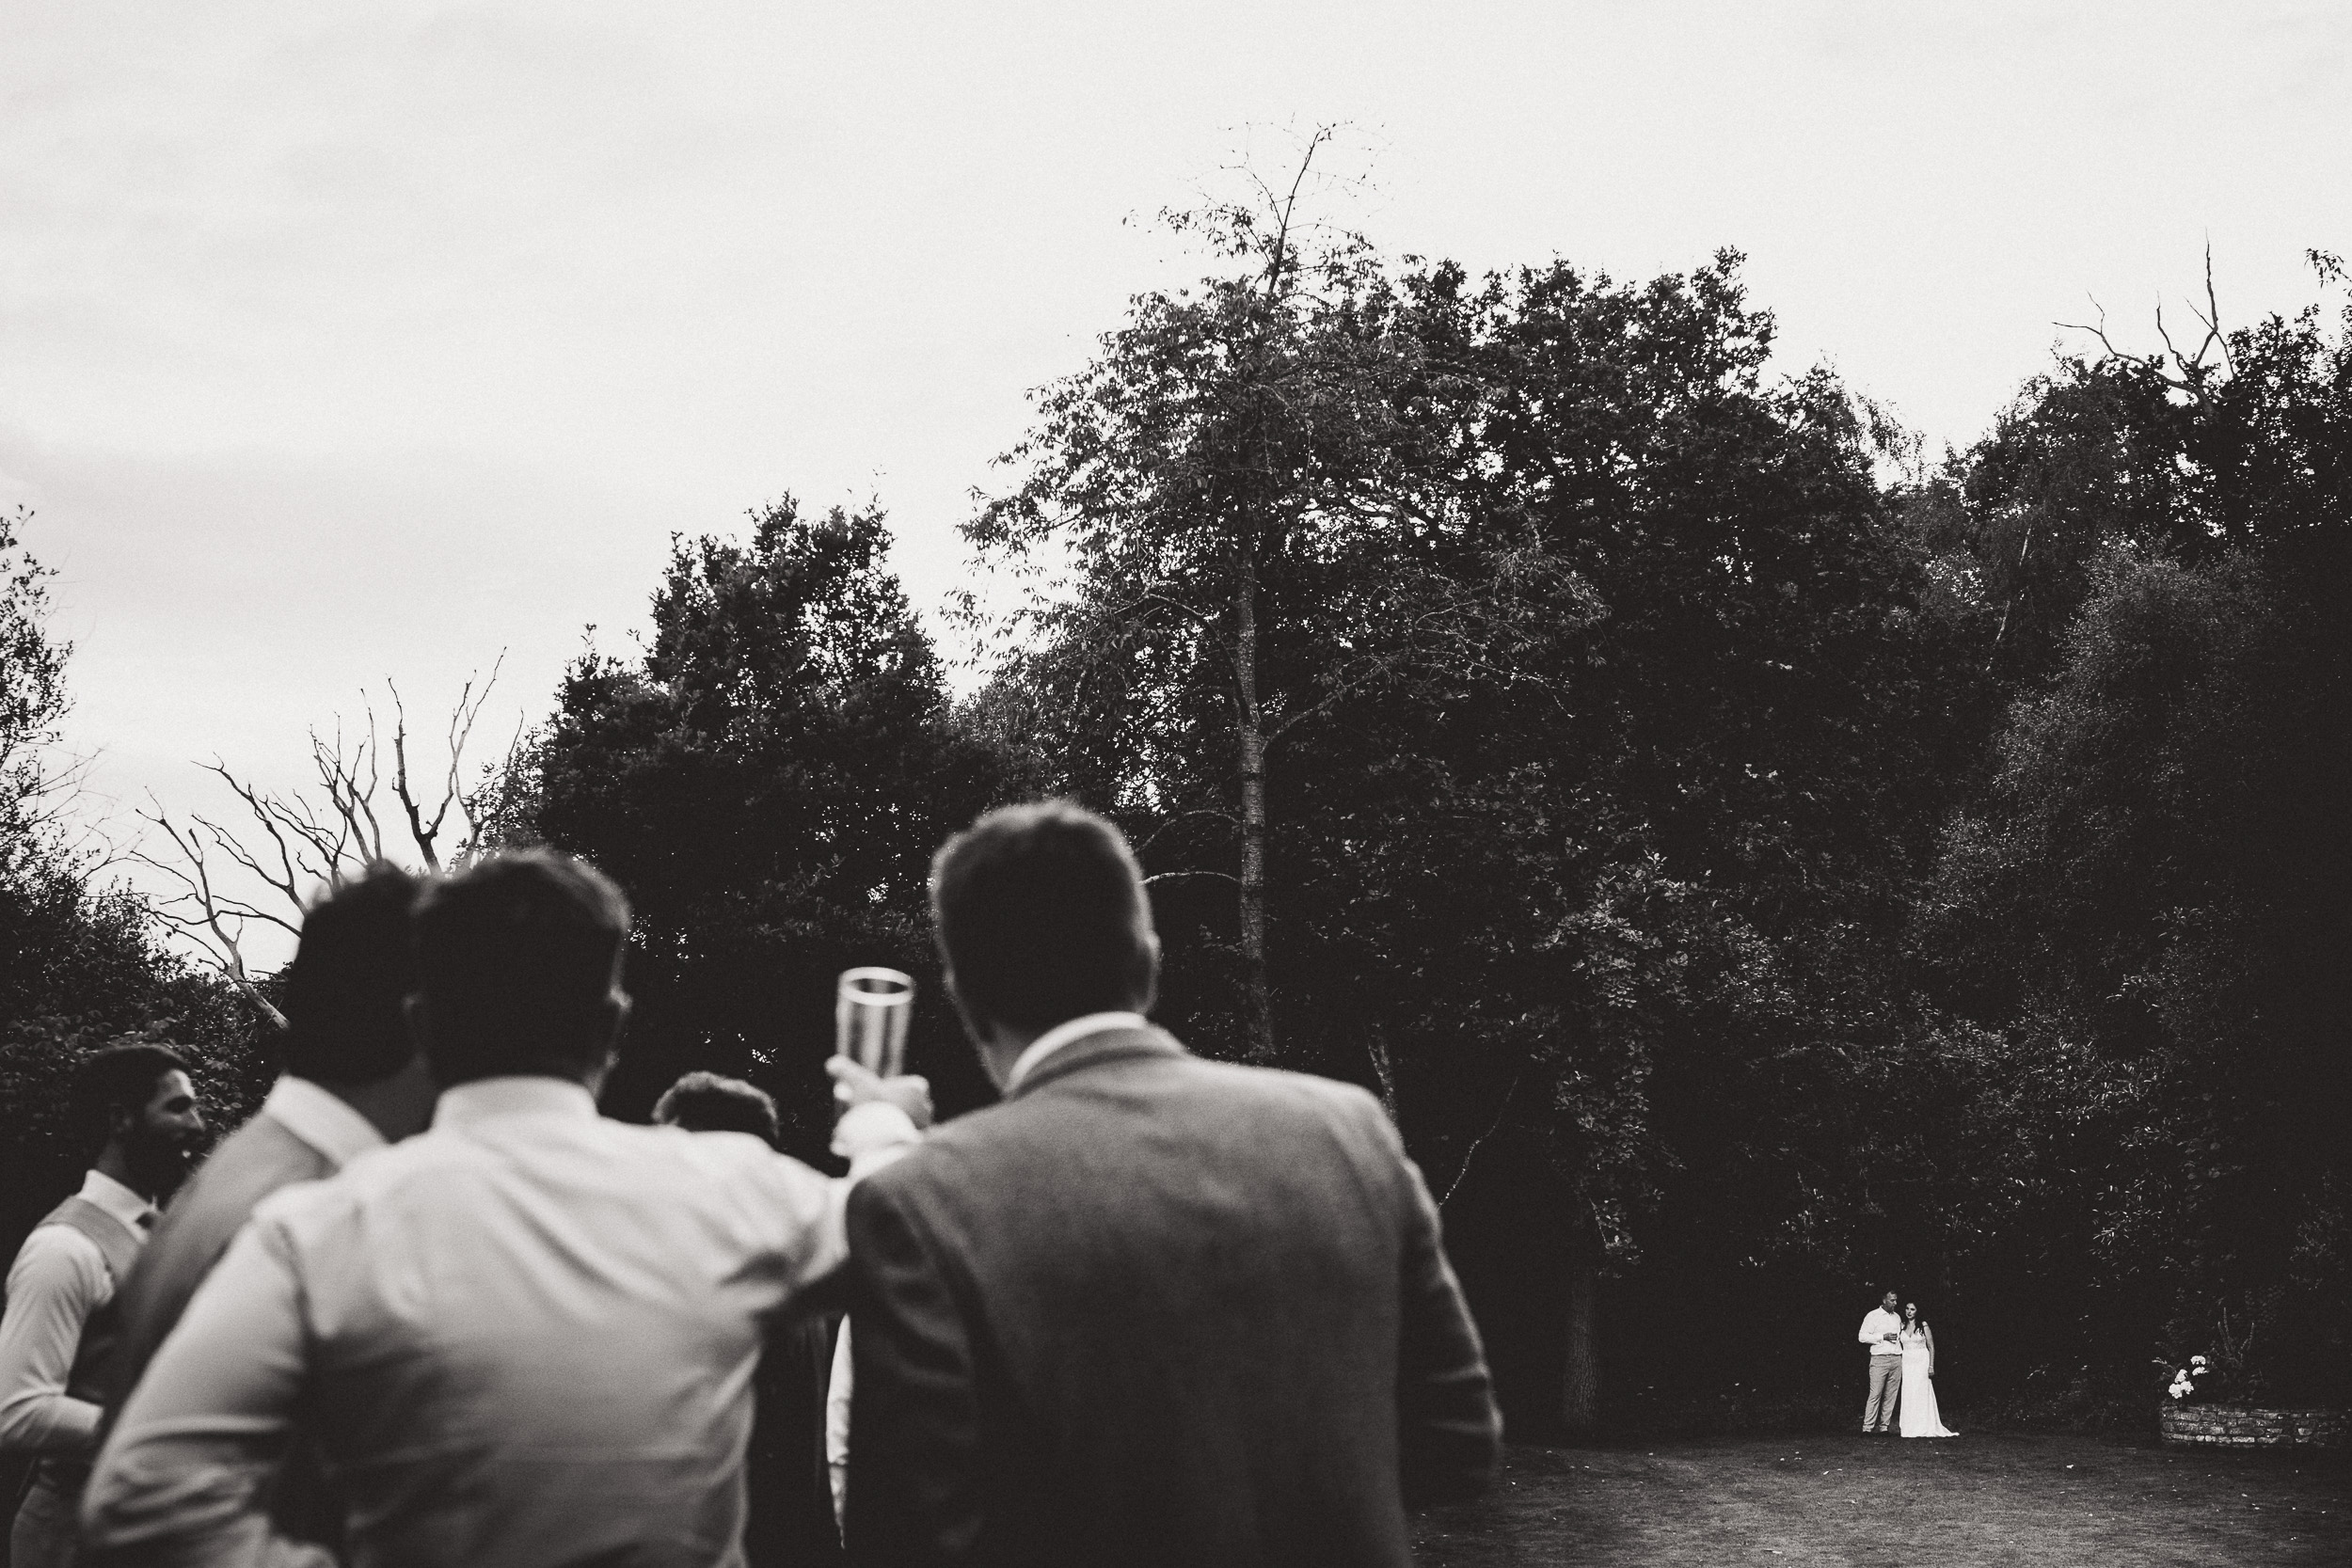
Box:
124;1125;201;1200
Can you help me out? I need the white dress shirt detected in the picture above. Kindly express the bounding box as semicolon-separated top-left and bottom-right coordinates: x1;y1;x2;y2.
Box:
1859;1307;1904;1356
0;1169;156;1454
84;1075;916;1568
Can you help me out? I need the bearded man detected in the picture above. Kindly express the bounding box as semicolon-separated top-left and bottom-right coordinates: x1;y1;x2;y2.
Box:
0;1043;206;1568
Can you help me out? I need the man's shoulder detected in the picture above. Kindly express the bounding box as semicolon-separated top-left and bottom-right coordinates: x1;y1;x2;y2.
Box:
249;1115;824;1227
241;1120;475;1234
176;1114;335;1216
5;1213;105;1289
136;1117;328;1276
872;1051;1391;1209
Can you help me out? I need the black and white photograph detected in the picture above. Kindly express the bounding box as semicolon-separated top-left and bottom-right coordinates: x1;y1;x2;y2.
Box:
3;5;2347;1564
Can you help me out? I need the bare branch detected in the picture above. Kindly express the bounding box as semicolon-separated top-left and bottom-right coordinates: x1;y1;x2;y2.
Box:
137;665;516;1005
2194;239;2233;375
1441;1067;1525;1208
2053;296;2129;361
387;679;441;871
1140;868;1243;887
1133;808;1241;856
132;798;290;1030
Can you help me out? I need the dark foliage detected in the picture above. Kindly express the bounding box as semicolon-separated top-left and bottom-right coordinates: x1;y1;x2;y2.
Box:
519;499;1030;1159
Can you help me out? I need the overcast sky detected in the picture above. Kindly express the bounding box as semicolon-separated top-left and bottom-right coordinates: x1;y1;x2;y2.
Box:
5;1;2347;964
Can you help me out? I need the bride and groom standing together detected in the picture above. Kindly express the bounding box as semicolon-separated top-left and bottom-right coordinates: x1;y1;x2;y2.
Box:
1859;1290;1957;1438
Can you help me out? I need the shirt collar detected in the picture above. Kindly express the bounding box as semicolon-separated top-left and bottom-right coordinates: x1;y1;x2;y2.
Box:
1004;1012;1152;1097
79;1167;157;1238
264;1075;388;1170
433;1074;601;1131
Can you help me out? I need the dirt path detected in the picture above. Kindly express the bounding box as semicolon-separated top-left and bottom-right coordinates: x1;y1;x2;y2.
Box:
1413;1431;2352;1565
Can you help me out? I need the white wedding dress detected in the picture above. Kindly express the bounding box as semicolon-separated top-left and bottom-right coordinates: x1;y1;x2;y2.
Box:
1899;1326;1957;1437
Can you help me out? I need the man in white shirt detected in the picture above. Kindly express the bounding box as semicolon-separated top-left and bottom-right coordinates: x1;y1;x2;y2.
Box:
1858;1290;1905;1433
1;1044;207;1568
84;848;926;1568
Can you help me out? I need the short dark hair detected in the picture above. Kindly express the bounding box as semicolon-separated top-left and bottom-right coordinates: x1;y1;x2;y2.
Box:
652;1071;779;1145
279;863;422;1085
77;1042;192;1140
930;800;1154;1034
413;849;630;1085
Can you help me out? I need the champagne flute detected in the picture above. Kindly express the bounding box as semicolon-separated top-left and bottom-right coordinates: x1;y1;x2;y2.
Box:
834;967;914;1079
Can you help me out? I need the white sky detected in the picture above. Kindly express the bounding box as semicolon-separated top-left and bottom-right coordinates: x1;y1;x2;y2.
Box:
5;1;2347;967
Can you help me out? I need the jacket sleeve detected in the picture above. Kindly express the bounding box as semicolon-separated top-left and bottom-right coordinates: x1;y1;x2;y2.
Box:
841;1172;984;1567
80;1218;334;1568
1377;1106;1502;1507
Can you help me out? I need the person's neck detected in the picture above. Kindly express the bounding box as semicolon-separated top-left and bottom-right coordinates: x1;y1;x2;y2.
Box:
92;1141;157;1204
978;1022;1043;1092
310;1055;439;1144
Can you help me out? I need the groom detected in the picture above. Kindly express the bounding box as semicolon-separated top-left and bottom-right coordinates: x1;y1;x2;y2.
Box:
1858;1290;1904;1433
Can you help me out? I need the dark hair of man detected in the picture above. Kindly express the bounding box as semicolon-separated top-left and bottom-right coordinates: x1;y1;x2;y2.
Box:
930;800;1153;1035
413;849;631;1086
77;1042;192;1142
278;863;423;1085
652;1071;780;1146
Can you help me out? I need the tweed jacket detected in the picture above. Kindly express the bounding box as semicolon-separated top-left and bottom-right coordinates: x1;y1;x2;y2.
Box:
841;1025;1501;1568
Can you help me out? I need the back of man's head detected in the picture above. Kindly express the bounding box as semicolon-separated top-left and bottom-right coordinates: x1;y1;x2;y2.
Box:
279;863;422;1086
77;1042;191;1144
930;800;1156;1036
413;849;631;1086
652;1071;779;1146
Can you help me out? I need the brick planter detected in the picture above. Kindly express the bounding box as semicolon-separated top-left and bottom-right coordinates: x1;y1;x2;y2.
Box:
2159;1403;2347;1448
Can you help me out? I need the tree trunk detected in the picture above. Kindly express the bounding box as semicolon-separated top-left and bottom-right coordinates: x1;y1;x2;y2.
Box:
1234;547;1274;1061
1364;1022;1399;1122
1562;1219;1601;1437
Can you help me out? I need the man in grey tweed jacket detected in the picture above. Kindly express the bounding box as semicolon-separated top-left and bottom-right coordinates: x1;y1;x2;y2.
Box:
840;802;1500;1568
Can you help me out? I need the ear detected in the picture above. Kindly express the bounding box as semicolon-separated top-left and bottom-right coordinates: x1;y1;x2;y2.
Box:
1134;930;1162;1013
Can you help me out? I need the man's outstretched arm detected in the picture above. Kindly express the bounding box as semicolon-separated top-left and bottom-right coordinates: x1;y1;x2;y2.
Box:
80;1220;332;1568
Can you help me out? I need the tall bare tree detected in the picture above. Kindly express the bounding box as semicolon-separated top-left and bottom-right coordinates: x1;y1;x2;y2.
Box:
136;661;522;1026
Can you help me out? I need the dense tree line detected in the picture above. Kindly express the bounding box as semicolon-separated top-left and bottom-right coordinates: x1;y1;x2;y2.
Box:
501;225;2344;1435
5;230;2342;1441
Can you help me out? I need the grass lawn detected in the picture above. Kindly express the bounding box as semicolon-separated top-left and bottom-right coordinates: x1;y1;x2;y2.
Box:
1413;1431;2352;1566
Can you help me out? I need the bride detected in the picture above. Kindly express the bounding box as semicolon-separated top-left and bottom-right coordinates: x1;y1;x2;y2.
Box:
1898;1301;1957;1437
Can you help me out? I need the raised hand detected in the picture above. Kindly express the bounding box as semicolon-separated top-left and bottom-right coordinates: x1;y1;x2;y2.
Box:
828;1054;934;1130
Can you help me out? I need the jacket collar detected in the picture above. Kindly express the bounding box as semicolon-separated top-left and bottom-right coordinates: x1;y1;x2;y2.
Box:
1007;1024;1187;1101
265;1074;387;1170
1003;1011;1152;1096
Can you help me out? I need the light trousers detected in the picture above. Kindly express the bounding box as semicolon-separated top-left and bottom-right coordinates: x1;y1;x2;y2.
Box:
1863;1354;1903;1432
